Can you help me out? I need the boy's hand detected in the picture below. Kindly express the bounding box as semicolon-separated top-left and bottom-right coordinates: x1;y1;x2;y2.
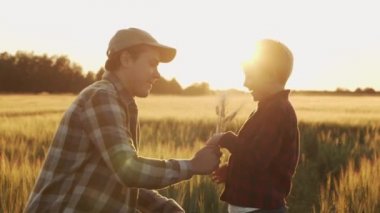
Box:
190;145;221;175
211;164;228;184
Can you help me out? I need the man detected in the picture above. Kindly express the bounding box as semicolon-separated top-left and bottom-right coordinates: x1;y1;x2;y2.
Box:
25;28;221;212
211;39;300;213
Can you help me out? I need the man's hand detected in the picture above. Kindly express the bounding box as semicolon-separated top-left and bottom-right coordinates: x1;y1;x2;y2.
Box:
211;164;228;184
190;142;222;175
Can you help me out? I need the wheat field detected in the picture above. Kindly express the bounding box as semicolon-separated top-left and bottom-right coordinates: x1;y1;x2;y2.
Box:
1;94;380;212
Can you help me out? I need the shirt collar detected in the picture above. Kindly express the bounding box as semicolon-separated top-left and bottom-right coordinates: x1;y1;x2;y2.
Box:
102;71;136;107
258;90;290;109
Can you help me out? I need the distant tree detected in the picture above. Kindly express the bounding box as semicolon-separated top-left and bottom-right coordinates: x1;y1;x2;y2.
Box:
0;51;94;93
0;52;14;91
182;82;212;95
151;77;182;94
85;71;95;83
363;87;376;94
336;87;350;93
96;67;106;81
354;87;376;94
168;79;183;94
354;88;363;93
0;51;220;95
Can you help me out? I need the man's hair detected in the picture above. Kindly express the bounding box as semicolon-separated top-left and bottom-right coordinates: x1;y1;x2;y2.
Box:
253;39;293;86
105;44;151;72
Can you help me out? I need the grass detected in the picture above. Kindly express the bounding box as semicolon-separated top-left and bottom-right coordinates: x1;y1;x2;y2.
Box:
1;94;380;212
2;93;380;124
318;156;380;213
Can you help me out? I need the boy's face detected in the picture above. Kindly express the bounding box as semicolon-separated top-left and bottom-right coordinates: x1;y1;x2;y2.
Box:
243;63;270;101
244;66;288;102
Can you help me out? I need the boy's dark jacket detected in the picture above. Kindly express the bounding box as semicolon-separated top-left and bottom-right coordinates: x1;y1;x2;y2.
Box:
219;90;300;209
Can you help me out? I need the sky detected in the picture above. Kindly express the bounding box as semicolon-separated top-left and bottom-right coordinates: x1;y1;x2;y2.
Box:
1;0;379;91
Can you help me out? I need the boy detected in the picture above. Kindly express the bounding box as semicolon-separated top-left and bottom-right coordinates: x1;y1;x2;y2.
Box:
212;39;300;213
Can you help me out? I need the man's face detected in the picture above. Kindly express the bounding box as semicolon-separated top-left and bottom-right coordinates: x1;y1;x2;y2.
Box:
119;48;161;97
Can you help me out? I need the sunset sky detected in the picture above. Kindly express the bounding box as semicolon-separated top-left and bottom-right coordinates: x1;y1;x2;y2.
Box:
1;0;379;91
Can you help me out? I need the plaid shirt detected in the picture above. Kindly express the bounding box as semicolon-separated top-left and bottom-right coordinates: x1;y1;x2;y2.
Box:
219;90;300;209
25;72;192;213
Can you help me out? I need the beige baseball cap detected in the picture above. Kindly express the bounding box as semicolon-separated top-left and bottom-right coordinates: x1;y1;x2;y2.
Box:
106;28;176;63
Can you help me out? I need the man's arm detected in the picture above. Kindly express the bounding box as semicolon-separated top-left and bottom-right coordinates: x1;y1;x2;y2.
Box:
81;90;219;189
137;189;184;213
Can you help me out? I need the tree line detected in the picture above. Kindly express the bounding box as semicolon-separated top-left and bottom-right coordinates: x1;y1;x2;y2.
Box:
335;87;377;94
0;52;212;95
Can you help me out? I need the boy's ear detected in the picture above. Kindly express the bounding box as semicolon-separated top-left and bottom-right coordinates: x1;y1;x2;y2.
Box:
120;51;133;68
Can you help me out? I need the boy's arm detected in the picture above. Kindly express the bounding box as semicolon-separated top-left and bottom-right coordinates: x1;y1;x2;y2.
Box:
238;110;286;172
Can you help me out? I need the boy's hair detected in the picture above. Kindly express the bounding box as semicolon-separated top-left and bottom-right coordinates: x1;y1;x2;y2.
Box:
252;39;293;86
105;44;151;72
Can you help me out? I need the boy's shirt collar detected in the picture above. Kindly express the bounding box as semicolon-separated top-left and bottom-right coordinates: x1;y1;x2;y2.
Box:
258;90;290;109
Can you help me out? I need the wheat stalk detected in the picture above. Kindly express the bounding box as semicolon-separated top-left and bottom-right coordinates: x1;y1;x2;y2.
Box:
215;93;243;133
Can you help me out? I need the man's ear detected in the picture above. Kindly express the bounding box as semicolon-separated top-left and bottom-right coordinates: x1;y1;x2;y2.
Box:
119;51;133;68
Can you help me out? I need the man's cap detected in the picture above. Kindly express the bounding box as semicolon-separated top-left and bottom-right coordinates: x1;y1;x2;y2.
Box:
107;28;176;63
